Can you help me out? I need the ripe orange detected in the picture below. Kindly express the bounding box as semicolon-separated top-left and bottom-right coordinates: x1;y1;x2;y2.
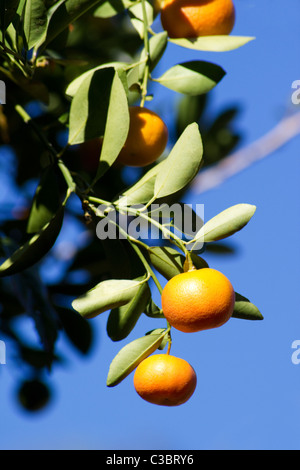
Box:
133;354;197;406
161;268;235;332
160;0;236;39
117;106;168;167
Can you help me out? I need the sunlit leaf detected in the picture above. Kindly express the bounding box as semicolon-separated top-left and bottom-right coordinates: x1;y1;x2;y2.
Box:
189;204;256;245
155;61;225;96
169;36;255;52
154;123;203;198
106;329;167;387
72;277;147;319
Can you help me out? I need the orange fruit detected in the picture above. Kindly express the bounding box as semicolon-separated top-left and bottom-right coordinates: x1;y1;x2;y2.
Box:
160;0;236;39
161;267;235;332
117;106;168;167
133;354;197;406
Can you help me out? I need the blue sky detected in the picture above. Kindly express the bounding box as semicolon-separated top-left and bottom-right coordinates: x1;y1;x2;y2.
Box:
0;0;300;450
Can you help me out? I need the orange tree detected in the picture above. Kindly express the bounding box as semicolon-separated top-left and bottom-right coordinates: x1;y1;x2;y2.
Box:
0;0;263;410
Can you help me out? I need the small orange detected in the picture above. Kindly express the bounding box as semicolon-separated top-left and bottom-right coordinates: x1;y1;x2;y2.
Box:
133;354;197;406
161;268;235;332
160;0;236;39
117;106;168;167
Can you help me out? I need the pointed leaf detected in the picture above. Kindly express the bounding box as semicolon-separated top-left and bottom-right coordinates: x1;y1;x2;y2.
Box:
65;62;128;98
232;293;263;321
57;307;94;354
139;31;168;80
144;299;164;318
155;61;226;96
94;0;136;18
190;204;256;244
23;0;49;50
107;278;151;341
106;329;167;387
72;277;147;319
116;161;165;207
0;206;64;278
154;123;203;198
128;1;153;38
169;36;255;52
94;71;130;181
41;0;107;50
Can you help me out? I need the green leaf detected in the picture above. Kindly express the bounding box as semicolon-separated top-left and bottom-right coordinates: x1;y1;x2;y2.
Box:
0;0;20;32
139;31;168;80
144;299;164;318
116;161;165;207
68;67;116;145
22;0;48;50
94;71;130;181
72;277;147;319
107;278;151;341
155;61;226;96
232;293;263;321
57;307;94;354
94;0;136;18
27;165;60;234
128;1;153;38
169;36;255;52
146;246;208;280
189;204;256;245
65;62;128;98
106;329;167;387
0;206;64;278
154;123;203;198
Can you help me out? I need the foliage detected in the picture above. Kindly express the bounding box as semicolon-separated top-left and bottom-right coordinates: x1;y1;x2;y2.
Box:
0;0;261;412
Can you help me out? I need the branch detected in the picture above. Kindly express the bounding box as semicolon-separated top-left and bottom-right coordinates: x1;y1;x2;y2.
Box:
192;111;300;194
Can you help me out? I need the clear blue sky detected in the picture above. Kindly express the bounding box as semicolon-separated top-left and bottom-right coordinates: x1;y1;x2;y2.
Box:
1;0;300;450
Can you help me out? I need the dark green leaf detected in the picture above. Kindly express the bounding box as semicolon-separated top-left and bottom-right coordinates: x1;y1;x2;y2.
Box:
144;298;164;318
68;67;116;145
232;293;263;321
57;307;94;354
27;165;60;234
146;246;208;280
107;279;151;341
0;206;64;277
42;0;107;49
